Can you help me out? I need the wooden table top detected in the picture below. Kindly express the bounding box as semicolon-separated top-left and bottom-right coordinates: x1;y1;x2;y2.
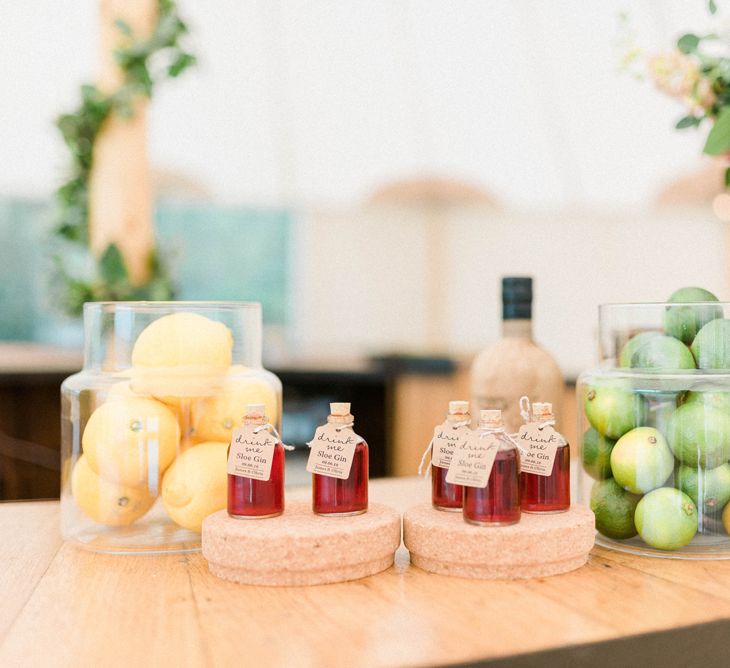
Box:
1;477;730;667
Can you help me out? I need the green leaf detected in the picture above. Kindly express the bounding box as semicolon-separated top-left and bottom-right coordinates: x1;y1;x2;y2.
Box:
725;167;730;188
710;0;718;15
678;33;701;54
98;243;129;284
676;115;702;129
704;107;730;155
168;52;196;77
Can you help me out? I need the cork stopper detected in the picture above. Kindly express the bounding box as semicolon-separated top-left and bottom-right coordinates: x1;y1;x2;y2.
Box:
479;409;503;428
532;402;554;420
244;403;267;424
448;401;469;415
328;402;353;425
246;403;266;417
330;403;351;417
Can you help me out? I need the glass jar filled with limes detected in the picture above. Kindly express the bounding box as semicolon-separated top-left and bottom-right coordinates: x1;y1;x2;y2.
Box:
61;302;282;553
578;289;730;558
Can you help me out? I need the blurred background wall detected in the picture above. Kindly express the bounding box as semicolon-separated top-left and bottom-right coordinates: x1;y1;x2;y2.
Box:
0;0;725;378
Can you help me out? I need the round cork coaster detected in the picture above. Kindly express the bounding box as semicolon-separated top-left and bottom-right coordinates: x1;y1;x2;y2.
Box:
403;503;595;580
202;501;401;586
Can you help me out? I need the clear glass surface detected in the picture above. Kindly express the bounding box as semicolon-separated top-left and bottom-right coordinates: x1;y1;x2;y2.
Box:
578;302;730;559
61;301;282;553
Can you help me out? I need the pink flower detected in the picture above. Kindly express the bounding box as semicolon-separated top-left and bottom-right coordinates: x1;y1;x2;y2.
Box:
648;50;715;113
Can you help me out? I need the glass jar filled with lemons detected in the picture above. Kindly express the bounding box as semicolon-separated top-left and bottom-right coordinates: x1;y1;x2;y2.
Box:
61;302;282;553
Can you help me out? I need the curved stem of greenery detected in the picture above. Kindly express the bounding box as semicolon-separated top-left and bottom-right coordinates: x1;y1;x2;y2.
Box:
53;0;195;315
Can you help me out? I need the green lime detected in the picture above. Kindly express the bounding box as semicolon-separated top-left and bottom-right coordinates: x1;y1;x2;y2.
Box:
590;478;641;539
635;487;698;550
610;427;674;494
585;384;646;440
676;463;730;512
581;428;615;480
618;331;662;368
664;287;721;345
691;318;730;369
630;335;696;370
667;401;730;468
683;390;730;413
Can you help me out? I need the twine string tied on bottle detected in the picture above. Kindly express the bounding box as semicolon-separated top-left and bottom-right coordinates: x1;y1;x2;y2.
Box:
254;423;295;450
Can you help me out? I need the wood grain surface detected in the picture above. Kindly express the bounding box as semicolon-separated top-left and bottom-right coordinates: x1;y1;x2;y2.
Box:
1;479;730;667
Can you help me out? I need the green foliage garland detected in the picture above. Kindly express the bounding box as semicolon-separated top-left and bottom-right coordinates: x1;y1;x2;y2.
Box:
53;0;195;315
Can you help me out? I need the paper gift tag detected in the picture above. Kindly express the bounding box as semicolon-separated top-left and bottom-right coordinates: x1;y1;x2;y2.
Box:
430;422;471;469
227;425;277;481
445;431;500;488
306;423;363;480
517;423;566;477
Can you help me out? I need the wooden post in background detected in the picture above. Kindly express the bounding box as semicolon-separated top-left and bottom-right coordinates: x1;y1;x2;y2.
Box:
88;0;157;285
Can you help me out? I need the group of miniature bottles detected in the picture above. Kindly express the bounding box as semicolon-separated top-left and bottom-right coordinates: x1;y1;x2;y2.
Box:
226;402;368;519
426;399;569;525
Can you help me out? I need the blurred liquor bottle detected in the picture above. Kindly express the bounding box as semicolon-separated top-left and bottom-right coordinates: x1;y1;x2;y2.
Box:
470;277;563;433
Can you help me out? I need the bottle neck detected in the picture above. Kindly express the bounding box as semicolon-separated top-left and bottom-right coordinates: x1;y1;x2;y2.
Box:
446;413;470;424
478;423;503;431
244;416;266;426
501;318;532;339
478;424;516;449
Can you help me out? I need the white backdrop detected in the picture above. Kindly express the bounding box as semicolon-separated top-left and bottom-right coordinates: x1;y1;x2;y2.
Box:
0;1;725;374
0;0;717;209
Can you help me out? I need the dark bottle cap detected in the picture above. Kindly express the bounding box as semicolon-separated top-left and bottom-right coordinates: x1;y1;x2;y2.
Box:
502;276;532;320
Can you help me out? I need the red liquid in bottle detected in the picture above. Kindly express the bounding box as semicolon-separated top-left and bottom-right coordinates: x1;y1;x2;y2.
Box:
463;448;520;525
313;441;368;515
520;443;570;512
227;442;285;518
432;465;463;511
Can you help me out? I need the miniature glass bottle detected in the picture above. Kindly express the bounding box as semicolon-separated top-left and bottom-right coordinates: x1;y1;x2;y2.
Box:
463;409;521;526
519;402;570;513
227;403;286;519
430;401;470;511
309;403;368;516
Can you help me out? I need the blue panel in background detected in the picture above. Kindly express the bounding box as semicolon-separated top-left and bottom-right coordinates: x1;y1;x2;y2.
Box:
0;198;49;341
0;197;292;342
155;203;291;325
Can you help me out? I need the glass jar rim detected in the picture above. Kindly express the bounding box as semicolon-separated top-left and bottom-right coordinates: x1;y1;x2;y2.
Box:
579;362;730;379
83;300;262;312
599;301;730;308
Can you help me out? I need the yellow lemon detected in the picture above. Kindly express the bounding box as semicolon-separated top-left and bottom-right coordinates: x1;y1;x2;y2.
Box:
106;379;149;400
82;397;180;486
130;312;233;397
132;312;233;368
161;441;228;532
192;373;278;443
72;455;157;526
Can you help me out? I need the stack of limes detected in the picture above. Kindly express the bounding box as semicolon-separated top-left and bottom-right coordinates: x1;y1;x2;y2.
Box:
583;287;730;550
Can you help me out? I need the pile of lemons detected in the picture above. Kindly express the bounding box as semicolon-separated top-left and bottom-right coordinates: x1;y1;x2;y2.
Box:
72;312;278;532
